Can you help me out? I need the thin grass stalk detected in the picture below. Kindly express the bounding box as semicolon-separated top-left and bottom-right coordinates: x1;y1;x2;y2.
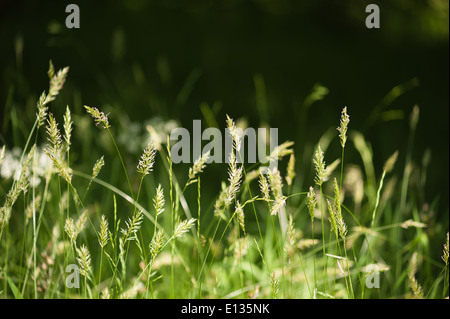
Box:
106;128;134;201
197;176;201;281
319;185;328;293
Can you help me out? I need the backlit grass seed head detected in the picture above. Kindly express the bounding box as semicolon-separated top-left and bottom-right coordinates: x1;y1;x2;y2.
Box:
65;211;88;243
1;155;32;226
153;184;165;216
235;201;245;234
214;182;228;216
75;209;88;235
227;166;243;205
268;141;294;162
47;65;69;104
121;210;144;241
84;105;110;129
269;271;280;298
36;62;69;128
173;218;196;239
333;178;342;215
285;153;296;186
121;282;144;299
225;151;243;207
2;146;34;221
307;186;317;222
400;219;427;229
332;178;347;238
313;146;326;186
65;217;77;242
408;274;423;299
327;199;338;238
92;156;105;179
226;114;241;151
150;230;165;259
337;215;348;239
337;106;350;148
287;214;296;246
36;92;48;128
259;173;271;202
188;150;210;184
76;244;91;277
268;168;283;200
137;142;157;176
225;149;243;209
46;113;62;154
44;114;72;183
63;106;72;148
98;215;109;248
0;207;11;229
443;232;449;265
383;150;399;174
270;196;286;216
45;151;72;183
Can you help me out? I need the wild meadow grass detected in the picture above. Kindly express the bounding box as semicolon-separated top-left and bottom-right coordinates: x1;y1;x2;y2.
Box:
0;62;448;299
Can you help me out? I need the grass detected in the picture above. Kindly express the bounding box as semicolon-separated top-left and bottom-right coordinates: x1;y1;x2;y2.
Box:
0;62;448;299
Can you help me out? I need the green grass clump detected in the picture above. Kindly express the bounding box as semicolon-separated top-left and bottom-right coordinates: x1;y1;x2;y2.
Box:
0;62;448;299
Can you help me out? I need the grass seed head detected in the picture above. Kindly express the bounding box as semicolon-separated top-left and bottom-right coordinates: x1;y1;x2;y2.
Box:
76;244;91;277
173;218;196;239
327;199;338;238
84;105;110;129
269;271;279;298
268;168;283;200
235;201;245;234
137;142;157;176
92;156;105;180
287;214;296;246
306;186;317;222
63;105;72;148
226;114;241;151
408;274;423;299
285;153;296;186
443;232;449;265
121;210;144;241
47;66;69;104
150;230;165;259
268;141;294;162
383;150;399;174
313;145;327;186
98;214;109;248
46;113;62;154
337;106;350;148
153;184;165;216
225;154;242;207
270;196;286;216
64;217;77;242
188;150;210;184
259;173;271;202
36;92;48;128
